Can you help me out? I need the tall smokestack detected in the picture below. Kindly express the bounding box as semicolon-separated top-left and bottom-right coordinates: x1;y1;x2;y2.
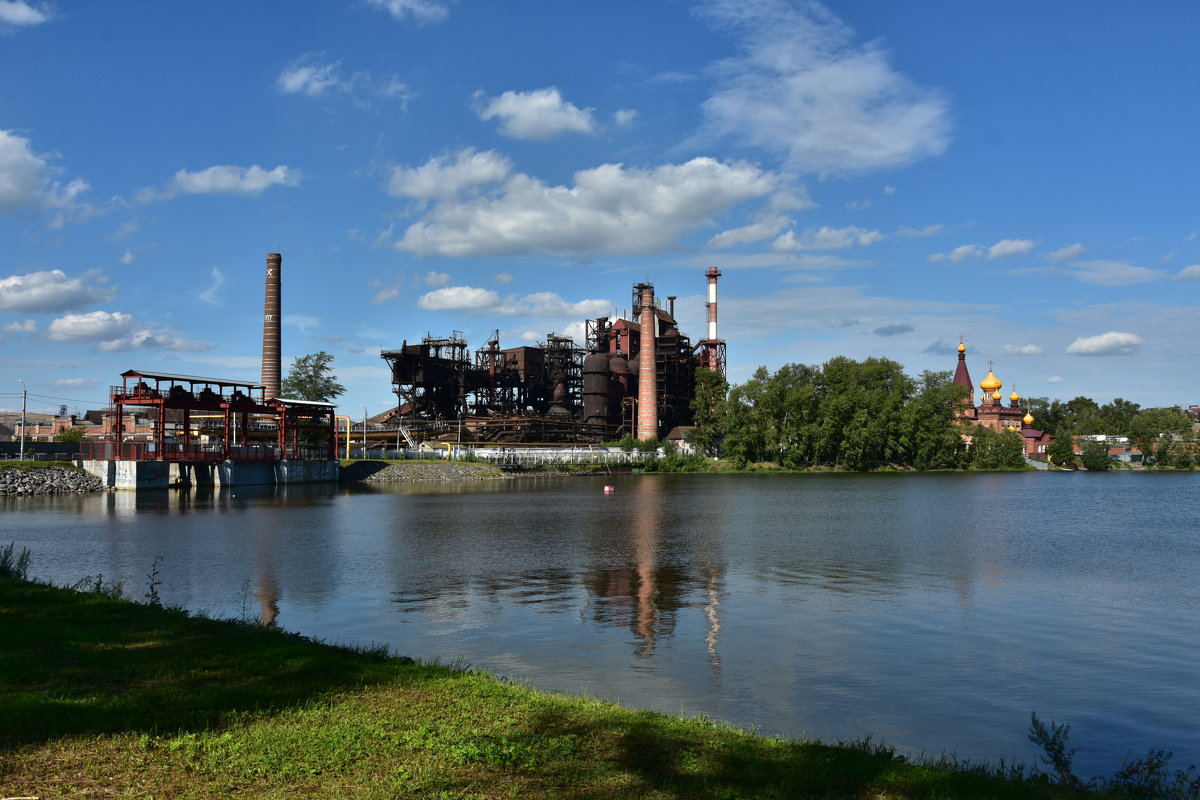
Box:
262;252;282;398
636;283;657;440
705;266;721;341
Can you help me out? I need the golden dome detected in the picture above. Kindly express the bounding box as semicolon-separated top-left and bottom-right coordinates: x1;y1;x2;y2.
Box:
957;341;966;353
979;369;1002;391
992;390;1002;400
1010;389;1020;402
1023;412;1035;425
1006;424;1017;432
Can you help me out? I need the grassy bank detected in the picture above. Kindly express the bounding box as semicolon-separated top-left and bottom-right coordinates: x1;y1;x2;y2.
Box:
0;570;1165;799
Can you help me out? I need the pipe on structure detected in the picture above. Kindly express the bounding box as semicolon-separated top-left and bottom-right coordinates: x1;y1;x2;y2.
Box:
636;283;657;440
262;252;282;398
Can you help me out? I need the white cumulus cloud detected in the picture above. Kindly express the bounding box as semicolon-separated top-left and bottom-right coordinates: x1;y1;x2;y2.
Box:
474;88;597;140
364;0;448;25
417;286;611;319
1172;264;1200;280
0;129;95;225
614;109;638;126
0;0;50;27
394;157;776;257
1;319;35;332
275;53;412;108
369;279;403;304
47;310;134;342
0;269;115;313
97;330;212;352
692;0;950;175
388;148;512;200
277;55;341;96
138;164;301;202
897;223;943;238
423;271;451;287
1047;243;1085;263
1065;331;1143;356
988;238;1037;259
1066;260;1164;286
418;286;501;311
773;225;883;252
707;215;791;249
1001;344;1044;356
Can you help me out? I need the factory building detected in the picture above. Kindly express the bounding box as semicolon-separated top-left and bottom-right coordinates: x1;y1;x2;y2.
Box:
381;270;726;444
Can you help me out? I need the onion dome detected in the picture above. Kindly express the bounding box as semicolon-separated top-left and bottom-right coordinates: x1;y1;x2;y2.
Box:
992;390;1002;400
957;340;966;353
1010;389;1020;402
1006;424;1018;432
979;369;1002;392
1023;411;1035;426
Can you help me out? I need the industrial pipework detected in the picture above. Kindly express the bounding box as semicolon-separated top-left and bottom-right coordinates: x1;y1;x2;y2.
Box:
262;253;282;398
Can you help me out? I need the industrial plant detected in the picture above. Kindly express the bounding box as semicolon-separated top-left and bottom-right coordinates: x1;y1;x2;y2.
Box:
381;268;727;444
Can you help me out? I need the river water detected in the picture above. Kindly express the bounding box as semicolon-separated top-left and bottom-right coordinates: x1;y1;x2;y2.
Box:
5;471;1198;778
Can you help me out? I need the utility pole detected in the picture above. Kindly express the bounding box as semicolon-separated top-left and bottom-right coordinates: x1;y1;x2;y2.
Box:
361;405;368;457
18;378;26;461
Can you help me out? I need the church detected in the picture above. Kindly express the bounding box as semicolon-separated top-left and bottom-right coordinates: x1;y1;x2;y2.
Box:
953;340;1053;458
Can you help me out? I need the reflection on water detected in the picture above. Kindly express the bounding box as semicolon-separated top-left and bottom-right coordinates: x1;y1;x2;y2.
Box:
5;471;1199;779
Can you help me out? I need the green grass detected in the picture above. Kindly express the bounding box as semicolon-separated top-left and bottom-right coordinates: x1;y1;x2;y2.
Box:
0;575;1128;799
0;460;87;474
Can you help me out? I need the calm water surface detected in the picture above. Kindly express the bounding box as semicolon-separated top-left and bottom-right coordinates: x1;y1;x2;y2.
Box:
6;471;1198;778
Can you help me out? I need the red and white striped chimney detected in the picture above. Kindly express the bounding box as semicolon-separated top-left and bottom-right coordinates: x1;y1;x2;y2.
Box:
705;266;721;341
262;252;282;398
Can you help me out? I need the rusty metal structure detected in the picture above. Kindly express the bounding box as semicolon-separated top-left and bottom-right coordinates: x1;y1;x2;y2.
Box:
382;272;720;443
80;369;337;462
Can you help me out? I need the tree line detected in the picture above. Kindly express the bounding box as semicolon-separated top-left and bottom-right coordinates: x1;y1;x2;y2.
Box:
688;359;1195;471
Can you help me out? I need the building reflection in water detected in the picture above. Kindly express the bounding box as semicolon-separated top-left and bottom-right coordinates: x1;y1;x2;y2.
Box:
583;476;724;677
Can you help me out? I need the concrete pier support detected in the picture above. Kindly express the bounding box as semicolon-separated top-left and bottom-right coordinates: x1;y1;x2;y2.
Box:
77;459;339;490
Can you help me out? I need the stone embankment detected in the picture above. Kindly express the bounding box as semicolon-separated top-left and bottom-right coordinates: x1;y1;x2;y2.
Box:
0;466;106;495
340;460;506;483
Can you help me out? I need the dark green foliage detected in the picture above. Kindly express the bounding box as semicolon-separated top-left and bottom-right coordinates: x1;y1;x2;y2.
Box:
0;541;32;579
1029;711;1200;798
1029;711;1079;787
53;426;86;442
686;368;728;455
717;358;974;471
968;426;1027;470
279;351;345;403
1047;434;1077;466
1079;438;1112;471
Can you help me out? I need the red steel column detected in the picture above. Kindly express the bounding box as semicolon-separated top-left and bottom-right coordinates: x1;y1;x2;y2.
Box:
262;253;282;398
636;283;657;440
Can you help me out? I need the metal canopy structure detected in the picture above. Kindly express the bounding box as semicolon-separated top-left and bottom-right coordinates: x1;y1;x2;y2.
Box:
82;369;336;462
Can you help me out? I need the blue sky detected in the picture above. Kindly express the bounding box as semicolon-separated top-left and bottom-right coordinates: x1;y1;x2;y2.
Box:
2;0;1198;420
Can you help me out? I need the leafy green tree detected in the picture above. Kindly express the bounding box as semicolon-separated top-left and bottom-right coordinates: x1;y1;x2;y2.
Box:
900;371;969;469
53;427;86;443
1064;396;1102;434
1079;438;1111;471
687;368;728;455
1097;397;1141;435
280;351;345;402
1046;433;1076;466
968;426;1026;470
1129;407;1194;466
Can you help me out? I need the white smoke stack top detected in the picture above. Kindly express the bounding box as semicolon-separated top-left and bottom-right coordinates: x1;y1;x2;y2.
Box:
705;266;721;341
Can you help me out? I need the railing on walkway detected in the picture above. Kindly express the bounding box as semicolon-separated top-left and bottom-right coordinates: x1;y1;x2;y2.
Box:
78;442;282;463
